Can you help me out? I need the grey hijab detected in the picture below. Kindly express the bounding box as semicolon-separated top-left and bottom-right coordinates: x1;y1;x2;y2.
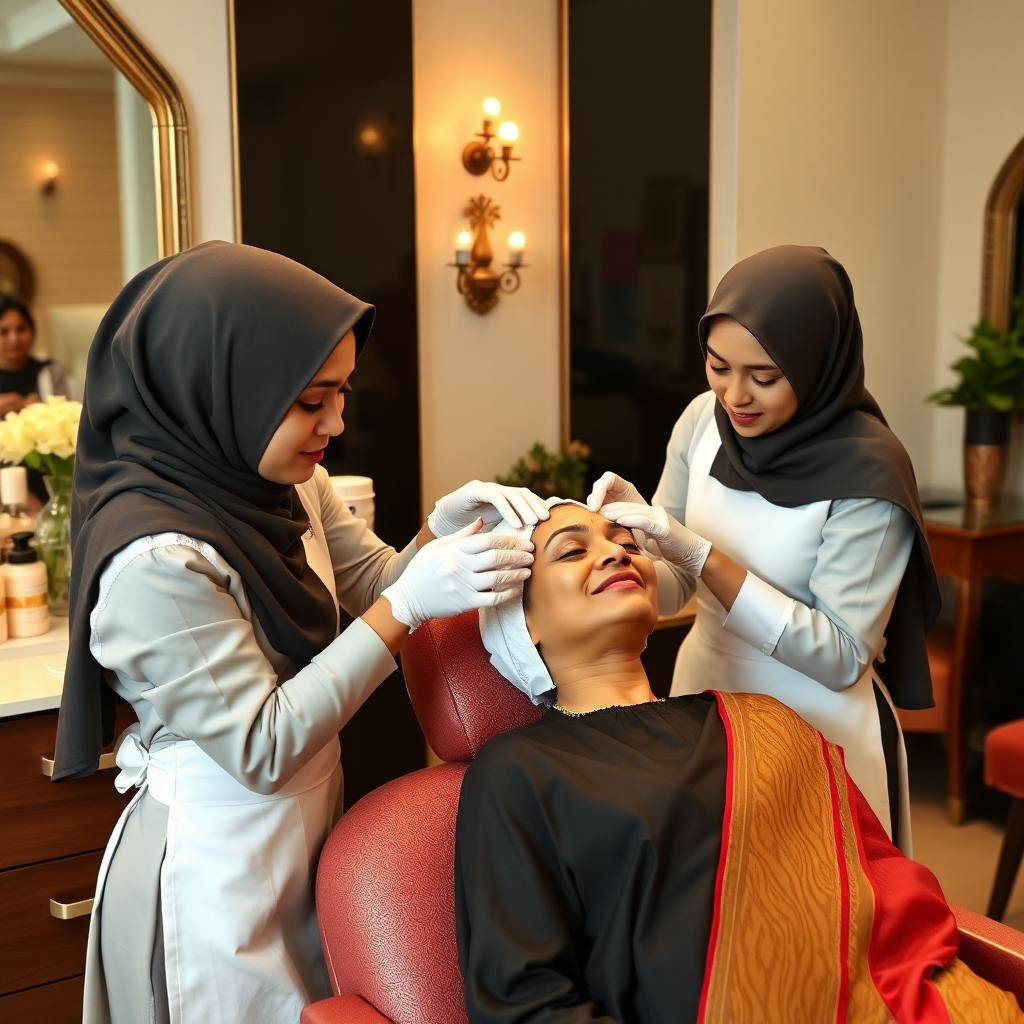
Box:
699;245;939;710
53;242;374;780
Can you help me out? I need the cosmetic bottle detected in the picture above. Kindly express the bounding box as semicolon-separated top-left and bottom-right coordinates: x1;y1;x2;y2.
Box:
3;531;50;638
1;467;34;563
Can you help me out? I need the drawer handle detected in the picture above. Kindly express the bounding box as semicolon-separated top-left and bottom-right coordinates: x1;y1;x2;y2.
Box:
41;752;117;777
49;897;94;920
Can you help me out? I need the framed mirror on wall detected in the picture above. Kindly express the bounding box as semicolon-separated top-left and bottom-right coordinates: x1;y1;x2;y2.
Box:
982;135;1024;330
0;0;188;495
562;0;712;503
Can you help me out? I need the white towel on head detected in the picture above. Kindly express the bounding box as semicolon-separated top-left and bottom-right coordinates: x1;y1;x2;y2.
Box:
479;497;586;706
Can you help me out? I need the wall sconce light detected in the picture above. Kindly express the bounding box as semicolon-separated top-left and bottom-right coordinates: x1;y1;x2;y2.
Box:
40;161;59;194
449;194;526;315
462;97;519;181
355;122;388;157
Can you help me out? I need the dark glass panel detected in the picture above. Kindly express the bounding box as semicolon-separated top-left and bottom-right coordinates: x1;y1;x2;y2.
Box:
235;0;423;806
569;0;712;500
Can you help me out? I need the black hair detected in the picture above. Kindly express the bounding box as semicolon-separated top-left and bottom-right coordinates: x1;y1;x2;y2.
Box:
0;294;35;334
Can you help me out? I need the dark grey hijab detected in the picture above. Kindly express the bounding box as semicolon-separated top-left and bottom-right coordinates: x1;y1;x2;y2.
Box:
699;245;939;710
53;242;374;780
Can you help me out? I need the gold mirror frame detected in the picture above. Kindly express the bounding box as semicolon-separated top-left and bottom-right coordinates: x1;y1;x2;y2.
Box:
980;135;1024;331
56;0;191;256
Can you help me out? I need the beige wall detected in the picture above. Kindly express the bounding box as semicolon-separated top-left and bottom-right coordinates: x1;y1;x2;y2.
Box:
931;0;1024;496
717;0;1024;497
108;0;236;245
412;0;562;514
0;66;123;356
730;0;949;482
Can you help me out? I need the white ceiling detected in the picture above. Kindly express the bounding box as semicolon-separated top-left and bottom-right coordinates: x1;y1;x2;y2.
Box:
0;0;110;68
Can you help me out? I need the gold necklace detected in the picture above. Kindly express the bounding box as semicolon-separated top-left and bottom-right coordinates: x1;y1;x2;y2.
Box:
552;698;666;718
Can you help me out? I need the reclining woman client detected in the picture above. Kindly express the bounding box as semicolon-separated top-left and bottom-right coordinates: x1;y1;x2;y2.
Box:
455;499;1020;1024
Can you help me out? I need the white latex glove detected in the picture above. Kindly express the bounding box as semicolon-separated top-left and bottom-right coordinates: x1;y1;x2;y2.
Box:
382;520;534;630
586;471;646;512
600;501;713;577
428;480;551;537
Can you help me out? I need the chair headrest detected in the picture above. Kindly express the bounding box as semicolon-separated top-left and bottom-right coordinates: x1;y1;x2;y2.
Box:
402;610;543;762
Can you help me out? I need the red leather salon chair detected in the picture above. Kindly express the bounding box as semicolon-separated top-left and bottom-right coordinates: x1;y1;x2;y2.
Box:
986;719;1024;921
301;611;1024;1024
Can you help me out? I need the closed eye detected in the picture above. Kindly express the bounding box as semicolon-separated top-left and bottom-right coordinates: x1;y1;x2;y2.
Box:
557;545;587;560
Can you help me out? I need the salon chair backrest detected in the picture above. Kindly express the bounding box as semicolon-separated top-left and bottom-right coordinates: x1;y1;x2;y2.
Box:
306;613;1024;1024
310;611;536;1024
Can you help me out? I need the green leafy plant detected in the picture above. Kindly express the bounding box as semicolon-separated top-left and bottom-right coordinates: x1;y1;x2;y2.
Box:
497;441;590;501
927;296;1024;413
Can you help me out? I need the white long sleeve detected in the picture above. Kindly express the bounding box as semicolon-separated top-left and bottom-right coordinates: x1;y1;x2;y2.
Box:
722;497;915;690
91;539;399;794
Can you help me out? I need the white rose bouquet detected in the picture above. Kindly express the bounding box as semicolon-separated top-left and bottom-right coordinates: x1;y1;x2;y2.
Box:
0;396;82;477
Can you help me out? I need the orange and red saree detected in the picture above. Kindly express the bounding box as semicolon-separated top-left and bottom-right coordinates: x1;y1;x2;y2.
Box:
699;691;1022;1024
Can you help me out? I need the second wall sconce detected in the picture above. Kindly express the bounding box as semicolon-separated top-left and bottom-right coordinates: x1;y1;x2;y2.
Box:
450;194;526;315
462;97;519;181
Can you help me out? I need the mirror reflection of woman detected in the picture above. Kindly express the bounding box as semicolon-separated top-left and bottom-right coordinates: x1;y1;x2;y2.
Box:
0;294;71;507
588;245;940;854
51;242;547;1024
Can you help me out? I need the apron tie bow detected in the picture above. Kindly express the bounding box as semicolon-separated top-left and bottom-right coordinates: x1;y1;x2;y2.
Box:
114;725;150;794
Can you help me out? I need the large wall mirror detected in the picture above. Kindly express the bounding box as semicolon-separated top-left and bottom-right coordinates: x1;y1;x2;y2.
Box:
981;135;1024;331
0;0;188;416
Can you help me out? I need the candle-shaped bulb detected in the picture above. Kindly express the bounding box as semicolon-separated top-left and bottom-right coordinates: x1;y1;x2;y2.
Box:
456;230;473;266
508;231;525;266
483;97;501;118
498;121;519;144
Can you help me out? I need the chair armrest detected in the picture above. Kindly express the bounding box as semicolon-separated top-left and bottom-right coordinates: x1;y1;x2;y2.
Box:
951;901;1024;1004
300;994;393;1024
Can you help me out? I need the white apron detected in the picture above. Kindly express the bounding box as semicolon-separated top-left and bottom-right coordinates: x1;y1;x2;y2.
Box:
84;729;340;1024
670;420;912;855
84;491;345;1023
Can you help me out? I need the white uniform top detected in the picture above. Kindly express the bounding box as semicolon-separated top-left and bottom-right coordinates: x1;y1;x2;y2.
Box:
83;466;417;1024
652;392;916;851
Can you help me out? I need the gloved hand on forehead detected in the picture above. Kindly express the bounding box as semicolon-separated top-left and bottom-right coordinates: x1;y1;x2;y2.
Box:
600;500;712;578
586;471;647;512
382;520;534;631
429;480;551;536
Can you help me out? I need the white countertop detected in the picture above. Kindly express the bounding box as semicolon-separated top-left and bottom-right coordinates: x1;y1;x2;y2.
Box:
0;618;68;717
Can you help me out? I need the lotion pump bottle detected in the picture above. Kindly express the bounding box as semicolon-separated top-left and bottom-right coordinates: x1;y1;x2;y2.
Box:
4;531;50;637
1;467;34;563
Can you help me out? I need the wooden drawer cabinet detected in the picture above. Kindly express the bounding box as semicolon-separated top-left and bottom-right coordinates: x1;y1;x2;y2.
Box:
0;851;104;993
0;705;135;1014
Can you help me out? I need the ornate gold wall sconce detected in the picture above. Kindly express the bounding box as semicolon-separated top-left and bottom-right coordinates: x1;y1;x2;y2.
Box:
462;97;520;181
450;195;527;315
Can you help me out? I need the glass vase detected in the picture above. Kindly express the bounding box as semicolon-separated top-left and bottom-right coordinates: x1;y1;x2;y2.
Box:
35;474;73;617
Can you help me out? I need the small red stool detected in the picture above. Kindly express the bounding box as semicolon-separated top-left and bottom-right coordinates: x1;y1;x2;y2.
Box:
985;719;1024;920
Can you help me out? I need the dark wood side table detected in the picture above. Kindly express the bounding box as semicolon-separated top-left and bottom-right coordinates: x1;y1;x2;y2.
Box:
923;496;1024;824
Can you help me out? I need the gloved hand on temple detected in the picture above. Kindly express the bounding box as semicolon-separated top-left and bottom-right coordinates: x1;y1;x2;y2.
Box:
586;471;647;512
428;480;551;536
599;501;713;578
382;520;534;630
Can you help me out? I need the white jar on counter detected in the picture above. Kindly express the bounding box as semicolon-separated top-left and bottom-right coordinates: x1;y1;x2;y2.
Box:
3;530;50;638
330;475;375;532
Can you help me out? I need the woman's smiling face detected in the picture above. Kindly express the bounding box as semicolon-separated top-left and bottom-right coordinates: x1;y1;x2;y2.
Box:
257;330;356;484
524;504;658;659
705;316;799;437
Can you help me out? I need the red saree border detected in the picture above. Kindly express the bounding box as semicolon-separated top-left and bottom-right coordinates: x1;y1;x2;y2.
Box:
696;692;736;1024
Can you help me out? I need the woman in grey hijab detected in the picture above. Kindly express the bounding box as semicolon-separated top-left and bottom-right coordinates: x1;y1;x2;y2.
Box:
59;242;544;1024
588;245;939;857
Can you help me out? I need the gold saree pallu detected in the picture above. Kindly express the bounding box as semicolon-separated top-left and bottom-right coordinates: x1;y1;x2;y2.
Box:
697;691;1022;1024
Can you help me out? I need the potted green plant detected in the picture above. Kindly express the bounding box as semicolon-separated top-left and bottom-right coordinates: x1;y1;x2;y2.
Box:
927;297;1024;508
496;441;590;501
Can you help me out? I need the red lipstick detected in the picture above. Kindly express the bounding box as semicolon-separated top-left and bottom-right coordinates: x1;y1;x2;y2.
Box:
593;570;644;594
301;448;325;464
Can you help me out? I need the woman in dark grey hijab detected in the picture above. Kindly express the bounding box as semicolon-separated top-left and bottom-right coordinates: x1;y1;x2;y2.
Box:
61;241;543;1024
588;245;939;858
